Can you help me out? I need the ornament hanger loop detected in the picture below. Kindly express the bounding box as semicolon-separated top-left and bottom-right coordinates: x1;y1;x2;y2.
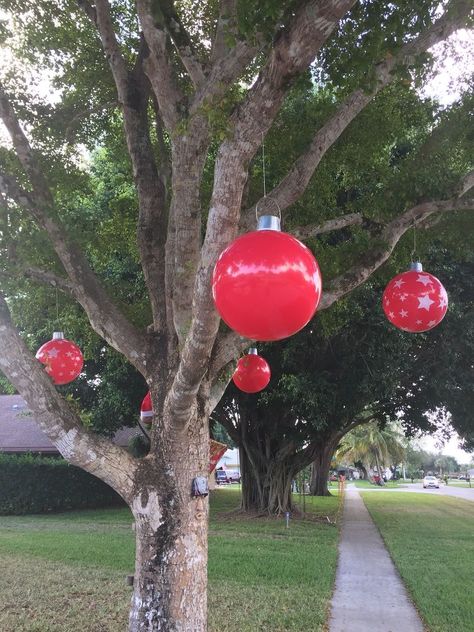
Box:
255;197;281;223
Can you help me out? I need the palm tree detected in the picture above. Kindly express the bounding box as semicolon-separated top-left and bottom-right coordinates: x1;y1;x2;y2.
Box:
336;422;406;483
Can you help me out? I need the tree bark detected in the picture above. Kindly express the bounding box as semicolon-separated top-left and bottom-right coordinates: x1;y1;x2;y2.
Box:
239;444;297;515
310;443;334;496
239;439;301;515
239;445;264;512
129;410;210;631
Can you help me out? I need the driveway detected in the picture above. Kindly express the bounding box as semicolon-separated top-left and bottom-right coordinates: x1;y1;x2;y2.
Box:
360;482;474;503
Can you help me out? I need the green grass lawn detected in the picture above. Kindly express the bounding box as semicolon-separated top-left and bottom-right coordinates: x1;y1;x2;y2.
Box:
0;488;340;632
352;479;402;488
362;491;474;632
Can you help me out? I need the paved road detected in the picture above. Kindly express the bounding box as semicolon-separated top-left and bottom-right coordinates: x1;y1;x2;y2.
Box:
329;486;423;632
361;482;474;503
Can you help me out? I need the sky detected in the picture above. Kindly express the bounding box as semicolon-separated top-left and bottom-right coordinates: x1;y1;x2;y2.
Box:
420;433;473;465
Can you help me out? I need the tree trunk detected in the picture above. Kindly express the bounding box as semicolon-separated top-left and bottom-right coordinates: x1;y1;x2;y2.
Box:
310;444;334;496
240;445;264;512
240;446;295;515
128;413;210;631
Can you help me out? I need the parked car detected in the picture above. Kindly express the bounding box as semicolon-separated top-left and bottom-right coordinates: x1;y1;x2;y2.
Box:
423;475;440;489
227;470;241;484
215;470;229;485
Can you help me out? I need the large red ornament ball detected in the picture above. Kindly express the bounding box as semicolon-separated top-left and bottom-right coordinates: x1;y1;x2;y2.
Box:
212;224;322;341
233;351;271;393
140;391;153;424
382;266;448;333
35;332;84;385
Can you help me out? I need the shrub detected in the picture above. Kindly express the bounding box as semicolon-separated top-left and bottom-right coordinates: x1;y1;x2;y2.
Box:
128;434;150;457
0;453;124;514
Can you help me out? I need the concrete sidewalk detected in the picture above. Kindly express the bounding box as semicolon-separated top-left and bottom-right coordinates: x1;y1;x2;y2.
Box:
329;486;423;632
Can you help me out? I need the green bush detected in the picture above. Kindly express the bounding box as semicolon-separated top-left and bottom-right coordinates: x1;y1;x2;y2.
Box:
0;453;124;515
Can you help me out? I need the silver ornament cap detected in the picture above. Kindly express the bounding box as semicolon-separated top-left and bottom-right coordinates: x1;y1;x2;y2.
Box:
257;215;281;231
52;331;65;340
409;261;423;272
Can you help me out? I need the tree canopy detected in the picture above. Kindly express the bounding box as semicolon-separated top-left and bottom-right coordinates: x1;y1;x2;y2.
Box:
0;1;473;629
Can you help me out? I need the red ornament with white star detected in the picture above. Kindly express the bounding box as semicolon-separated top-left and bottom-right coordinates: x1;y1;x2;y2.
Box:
382;263;448;333
232;349;271;393
35;332;84;385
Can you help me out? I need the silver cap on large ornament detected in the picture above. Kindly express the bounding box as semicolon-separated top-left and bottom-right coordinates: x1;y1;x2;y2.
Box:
257;215;281;231
52;332;65;340
409;261;423;272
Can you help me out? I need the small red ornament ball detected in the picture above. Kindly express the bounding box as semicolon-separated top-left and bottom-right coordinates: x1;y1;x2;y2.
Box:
36;333;84;385
140;391;153;424
212;229;322;341
382;269;448;333
232;353;271;393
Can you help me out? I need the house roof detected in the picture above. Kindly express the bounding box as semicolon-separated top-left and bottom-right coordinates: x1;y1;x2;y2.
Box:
0;394;139;453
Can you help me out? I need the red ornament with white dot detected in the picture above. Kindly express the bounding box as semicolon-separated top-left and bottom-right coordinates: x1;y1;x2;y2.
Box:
35;332;84;385
232;349;271;393
382;263;448;333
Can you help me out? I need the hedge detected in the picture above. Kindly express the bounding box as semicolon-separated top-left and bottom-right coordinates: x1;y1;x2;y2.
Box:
0;453;124;515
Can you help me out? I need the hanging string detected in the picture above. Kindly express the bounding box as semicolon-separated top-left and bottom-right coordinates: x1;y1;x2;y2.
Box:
55;285;60;329
411;219;417;261
256;131;281;224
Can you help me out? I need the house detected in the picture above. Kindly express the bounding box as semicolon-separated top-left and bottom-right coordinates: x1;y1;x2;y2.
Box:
0;394;139;455
216;448;240;471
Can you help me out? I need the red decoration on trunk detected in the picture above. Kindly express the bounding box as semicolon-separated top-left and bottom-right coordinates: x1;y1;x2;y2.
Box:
140;392;153;424
212;215;322;341
35;332;84;385
232;349;271;393
382;263;448;333
209;440;227;474
138;393;228;472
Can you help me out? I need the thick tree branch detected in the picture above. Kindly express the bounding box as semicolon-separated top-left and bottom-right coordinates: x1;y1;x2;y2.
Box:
24;267;75;295
0;294;138;501
136;0;187;131
191;40;260;116
0;92;53;208
210;0;238;63
291;213;363;240
167;128;210;344
458;169;474;198
321;195;474;309
209;330;248;380
209;369;234;413
80;0;168;333
0;80;148;360
135;0;210;348
0;170;147;373
251;0;473;218
230;0;357;148
150;0;206;87
150;92;172;192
